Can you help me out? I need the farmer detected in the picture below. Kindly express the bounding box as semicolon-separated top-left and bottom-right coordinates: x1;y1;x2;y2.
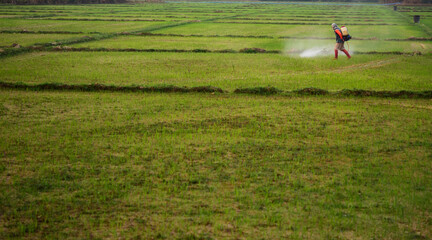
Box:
332;23;351;59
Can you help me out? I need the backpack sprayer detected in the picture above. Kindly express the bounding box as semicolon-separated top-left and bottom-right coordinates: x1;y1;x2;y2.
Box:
341;26;351;52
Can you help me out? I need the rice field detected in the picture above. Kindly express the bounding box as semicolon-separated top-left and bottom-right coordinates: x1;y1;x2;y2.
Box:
0;2;431;239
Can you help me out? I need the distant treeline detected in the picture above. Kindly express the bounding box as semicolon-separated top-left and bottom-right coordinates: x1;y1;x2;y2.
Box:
0;0;128;4
259;0;380;2
260;0;432;3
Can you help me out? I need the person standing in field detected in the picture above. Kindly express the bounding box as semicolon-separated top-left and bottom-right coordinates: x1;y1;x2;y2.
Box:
332;23;351;59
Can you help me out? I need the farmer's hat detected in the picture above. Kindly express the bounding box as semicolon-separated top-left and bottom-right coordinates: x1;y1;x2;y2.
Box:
331;23;338;30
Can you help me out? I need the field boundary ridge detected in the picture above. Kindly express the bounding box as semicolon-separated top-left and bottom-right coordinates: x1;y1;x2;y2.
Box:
2;31;431;42
1;82;431;99
1;46;423;56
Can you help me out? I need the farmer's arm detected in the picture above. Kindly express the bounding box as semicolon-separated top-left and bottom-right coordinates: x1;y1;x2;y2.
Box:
335;29;344;42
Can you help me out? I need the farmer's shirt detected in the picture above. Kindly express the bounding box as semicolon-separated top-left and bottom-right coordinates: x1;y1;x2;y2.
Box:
334;27;344;43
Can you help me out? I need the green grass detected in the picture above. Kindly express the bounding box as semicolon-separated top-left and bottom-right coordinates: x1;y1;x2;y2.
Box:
72;35;287;50
152;23;429;39
396;5;432;36
1;2;431;239
0;19;171;33
0;33;89;47
1;51;431;91
423;18;432;29
71;35;432;53
1;90;431;239
39;15;200;21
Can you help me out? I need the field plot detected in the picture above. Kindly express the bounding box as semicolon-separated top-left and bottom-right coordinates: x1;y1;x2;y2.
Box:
72;35;432;53
152;22;429;39
1;2;432;239
398;5;432;29
1;90;432;239
1;52;431;90
0;33;90;47
0;18;171;33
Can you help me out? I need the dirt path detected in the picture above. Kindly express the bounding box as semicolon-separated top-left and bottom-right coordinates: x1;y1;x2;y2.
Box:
371;101;432;110
329;57;401;73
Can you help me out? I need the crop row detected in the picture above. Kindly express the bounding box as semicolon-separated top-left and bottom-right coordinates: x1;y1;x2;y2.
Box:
6;15;399;23
3;30;432;42
2;45;425;58
116;33;432;41
215;21;399;26
26;17;170;22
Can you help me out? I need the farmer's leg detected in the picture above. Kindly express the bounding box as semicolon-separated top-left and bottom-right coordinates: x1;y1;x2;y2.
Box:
340;43;351;58
334;43;339;59
342;49;351;58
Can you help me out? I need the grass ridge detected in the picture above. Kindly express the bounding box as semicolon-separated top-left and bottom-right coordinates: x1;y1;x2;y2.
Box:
1;46;421;56
2;45;424;58
1;82;431;99
0;81;225;93
216;21;400;26
3;31;432;42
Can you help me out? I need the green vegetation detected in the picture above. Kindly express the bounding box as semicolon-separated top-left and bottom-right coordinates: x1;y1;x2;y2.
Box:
1;90;432;239
0;18;170;33
0;2;431;239
0;33;89;47
1;52;431;91
152;23;429;39
72;35;432;52
1;0;128;4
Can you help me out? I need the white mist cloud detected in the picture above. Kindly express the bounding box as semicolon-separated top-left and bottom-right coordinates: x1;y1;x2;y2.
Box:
299;47;331;58
283;39;354;58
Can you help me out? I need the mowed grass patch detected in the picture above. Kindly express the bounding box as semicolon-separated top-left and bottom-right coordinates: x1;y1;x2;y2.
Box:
0;19;170;33
72;35;285;51
0;90;431;239
1;51;431;91
39;16;192;22
227;15;407;25
0;33;93;47
420;17;432;29
38;12;236;21
152;22;428;39
71;35;432;53
284;39;432;53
